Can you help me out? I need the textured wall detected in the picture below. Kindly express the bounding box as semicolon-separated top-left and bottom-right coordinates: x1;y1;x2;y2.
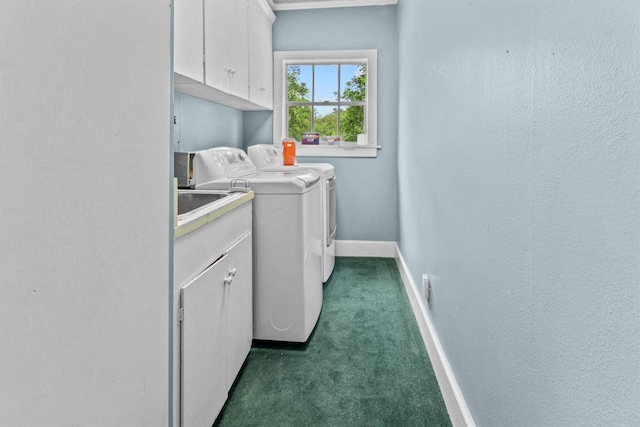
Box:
251;5;399;242
0;2;171;425
396;0;640;425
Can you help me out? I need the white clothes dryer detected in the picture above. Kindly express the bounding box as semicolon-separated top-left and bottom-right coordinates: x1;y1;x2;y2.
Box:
193;147;323;343
247;144;336;282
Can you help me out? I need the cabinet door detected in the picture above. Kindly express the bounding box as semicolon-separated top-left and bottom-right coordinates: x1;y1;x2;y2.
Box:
227;0;249;99
180;253;228;427
248;0;273;109
174;0;204;83
225;231;253;389
204;0;249;99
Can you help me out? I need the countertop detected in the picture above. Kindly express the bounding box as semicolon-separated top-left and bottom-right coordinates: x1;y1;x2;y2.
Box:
174;190;254;240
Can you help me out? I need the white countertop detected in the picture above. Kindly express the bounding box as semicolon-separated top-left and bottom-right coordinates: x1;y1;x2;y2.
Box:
174;190;254;240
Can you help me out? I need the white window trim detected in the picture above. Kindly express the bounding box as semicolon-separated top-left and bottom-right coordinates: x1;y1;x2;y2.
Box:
273;49;379;158
271;1;398;12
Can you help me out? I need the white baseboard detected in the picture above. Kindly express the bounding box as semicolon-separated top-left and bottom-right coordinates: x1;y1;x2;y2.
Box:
335;240;397;258
394;245;476;427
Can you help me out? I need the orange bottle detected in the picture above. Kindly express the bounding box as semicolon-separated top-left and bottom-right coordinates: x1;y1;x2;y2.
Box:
283;139;296;166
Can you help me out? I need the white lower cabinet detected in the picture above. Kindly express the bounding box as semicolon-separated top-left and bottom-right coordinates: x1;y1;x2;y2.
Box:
180;231;251;426
180;252;228;426
224;233;253;388
174;201;253;427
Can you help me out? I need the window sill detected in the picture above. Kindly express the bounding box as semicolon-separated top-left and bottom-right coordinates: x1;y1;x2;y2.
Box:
294;144;380;158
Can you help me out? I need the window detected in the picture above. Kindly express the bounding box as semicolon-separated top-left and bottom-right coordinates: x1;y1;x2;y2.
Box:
286;64;364;143
273;50;378;157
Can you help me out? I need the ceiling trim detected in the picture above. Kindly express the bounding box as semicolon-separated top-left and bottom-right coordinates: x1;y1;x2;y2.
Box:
272;0;397;11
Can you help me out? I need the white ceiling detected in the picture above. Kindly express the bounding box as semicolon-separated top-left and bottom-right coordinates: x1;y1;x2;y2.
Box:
270;0;398;11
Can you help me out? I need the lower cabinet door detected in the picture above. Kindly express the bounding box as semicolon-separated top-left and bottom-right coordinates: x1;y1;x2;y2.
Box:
225;231;253;389
180;253;228;427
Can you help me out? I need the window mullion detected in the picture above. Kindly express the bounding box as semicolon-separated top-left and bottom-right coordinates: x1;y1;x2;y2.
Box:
337;64;341;138
311;65;315;133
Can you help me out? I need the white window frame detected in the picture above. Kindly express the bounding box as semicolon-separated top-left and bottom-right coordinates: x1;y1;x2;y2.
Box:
273;49;379;158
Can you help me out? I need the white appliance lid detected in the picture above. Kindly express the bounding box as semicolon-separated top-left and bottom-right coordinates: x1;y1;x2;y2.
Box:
264;162;335;177
197;170;321;194
247;144;335;177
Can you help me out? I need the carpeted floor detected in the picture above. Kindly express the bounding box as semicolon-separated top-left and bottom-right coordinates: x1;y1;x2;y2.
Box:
214;257;452;427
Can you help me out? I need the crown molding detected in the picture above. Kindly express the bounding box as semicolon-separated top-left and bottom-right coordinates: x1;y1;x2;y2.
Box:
258;0;277;22
272;0;397;11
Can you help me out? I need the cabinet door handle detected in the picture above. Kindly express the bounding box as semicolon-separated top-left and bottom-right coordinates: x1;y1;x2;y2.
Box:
224;268;237;286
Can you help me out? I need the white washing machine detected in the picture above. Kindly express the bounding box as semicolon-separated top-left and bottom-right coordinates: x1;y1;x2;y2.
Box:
193;147;323;343
247;144;336;283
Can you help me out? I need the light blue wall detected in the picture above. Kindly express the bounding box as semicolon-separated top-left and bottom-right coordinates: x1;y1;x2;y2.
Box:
396;0;640;426
243;110;272;147
173;92;244;152
245;6;398;241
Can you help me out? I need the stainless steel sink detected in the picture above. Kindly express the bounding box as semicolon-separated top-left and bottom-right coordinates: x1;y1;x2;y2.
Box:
177;191;228;215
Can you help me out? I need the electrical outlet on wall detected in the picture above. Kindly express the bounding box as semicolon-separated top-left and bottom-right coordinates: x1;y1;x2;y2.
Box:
422;274;431;304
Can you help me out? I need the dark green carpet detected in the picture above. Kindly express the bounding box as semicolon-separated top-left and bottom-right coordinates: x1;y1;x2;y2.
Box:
215;257;452;427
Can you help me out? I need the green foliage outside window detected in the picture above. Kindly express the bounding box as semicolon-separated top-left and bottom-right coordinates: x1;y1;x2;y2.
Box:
286;64;366;143
287;66;311;141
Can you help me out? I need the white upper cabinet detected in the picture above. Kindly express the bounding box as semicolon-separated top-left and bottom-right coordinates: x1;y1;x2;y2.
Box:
174;0;275;111
248;0;275;109
204;0;249;100
174;0;204;83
